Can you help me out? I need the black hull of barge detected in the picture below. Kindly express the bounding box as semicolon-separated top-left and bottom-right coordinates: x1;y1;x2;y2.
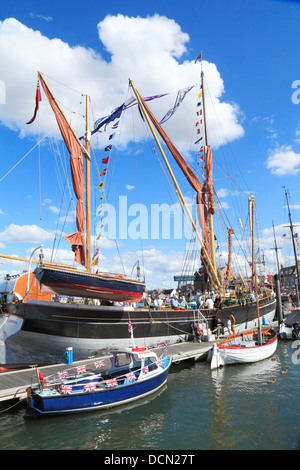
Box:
15;295;276;344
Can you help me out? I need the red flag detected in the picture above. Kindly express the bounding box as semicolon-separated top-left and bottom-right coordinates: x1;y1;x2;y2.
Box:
100;168;107;176
27;81;42;124
102;156;109;164
36;367;44;385
194;52;202;64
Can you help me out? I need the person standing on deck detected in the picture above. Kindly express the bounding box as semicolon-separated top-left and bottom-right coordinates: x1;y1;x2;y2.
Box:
227;316;233;336
229;313;236;336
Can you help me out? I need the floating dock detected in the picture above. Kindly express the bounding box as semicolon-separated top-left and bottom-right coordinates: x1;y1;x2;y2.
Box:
0;340;215;403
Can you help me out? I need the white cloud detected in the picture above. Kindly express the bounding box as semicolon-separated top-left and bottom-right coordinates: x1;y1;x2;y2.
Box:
0;224;54;243
251;115;279;145
94;247;186;289
295;125;300;144
29;12;53;22
0;15;244;151
216;201;230;210
125;185;135;191
216;188;228;198
29;246;76;266
266;145;300;175
48;205;60;214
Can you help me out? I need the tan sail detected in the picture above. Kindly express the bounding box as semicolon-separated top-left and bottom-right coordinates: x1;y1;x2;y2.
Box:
38;72;86;267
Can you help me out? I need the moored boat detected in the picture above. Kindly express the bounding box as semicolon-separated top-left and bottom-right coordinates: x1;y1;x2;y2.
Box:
25;346;172;417
1;268;275;363
208;327;278;370
34;265;145;303
278;308;300;339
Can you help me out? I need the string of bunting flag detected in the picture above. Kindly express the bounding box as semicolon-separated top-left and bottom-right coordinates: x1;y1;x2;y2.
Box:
36;355;167;394
92;108;124;266
194;84;205;173
282;231;300;257
90;87;197;266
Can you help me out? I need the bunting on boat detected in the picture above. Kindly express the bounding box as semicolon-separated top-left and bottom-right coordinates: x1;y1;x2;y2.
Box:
159;86;193;124
195;86;205;163
92;103;125;135
94;361;104;368
92;94;167;136
206;146;214;215
91;248;100;266
133;87;212;281
38;72;86;267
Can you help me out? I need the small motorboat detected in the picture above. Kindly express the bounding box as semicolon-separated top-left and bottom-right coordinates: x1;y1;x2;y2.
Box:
208;327;278;370
278;309;300;339
25;346;172;417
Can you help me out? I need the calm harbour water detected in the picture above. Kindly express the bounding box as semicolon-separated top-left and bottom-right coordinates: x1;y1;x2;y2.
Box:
0;340;299;451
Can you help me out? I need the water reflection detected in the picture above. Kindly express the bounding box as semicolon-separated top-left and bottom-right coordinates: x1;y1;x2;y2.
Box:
207;342;298;450
211;353;282;393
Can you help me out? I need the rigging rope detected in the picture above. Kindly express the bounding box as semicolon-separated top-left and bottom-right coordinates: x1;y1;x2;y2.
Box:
0;134;49;183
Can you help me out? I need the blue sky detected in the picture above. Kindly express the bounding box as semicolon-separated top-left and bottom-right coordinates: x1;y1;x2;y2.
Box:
0;0;300;288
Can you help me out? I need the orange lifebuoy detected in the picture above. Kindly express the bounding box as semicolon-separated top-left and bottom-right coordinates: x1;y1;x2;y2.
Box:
115;274;124;279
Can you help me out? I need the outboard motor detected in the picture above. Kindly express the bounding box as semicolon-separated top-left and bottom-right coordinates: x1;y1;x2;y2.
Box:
292;322;300;340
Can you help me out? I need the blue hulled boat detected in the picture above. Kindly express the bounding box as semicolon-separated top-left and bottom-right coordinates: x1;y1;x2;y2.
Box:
34;265;145;303
25;346;171;417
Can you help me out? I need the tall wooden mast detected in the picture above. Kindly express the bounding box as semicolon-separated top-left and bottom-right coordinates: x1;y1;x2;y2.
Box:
249;196;255;292
284;187;300;289
272;220;280;275
201;70;217;279
249;195;262;343
85;95;91;272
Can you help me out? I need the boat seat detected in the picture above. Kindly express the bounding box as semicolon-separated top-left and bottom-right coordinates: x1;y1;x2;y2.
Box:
238;340;256;347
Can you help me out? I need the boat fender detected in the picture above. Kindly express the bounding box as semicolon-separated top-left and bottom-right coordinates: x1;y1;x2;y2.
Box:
26;387;32;403
66;346;73;364
26;387;34;412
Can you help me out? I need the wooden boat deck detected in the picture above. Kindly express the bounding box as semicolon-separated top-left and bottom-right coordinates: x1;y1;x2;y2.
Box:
0;340;217;403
